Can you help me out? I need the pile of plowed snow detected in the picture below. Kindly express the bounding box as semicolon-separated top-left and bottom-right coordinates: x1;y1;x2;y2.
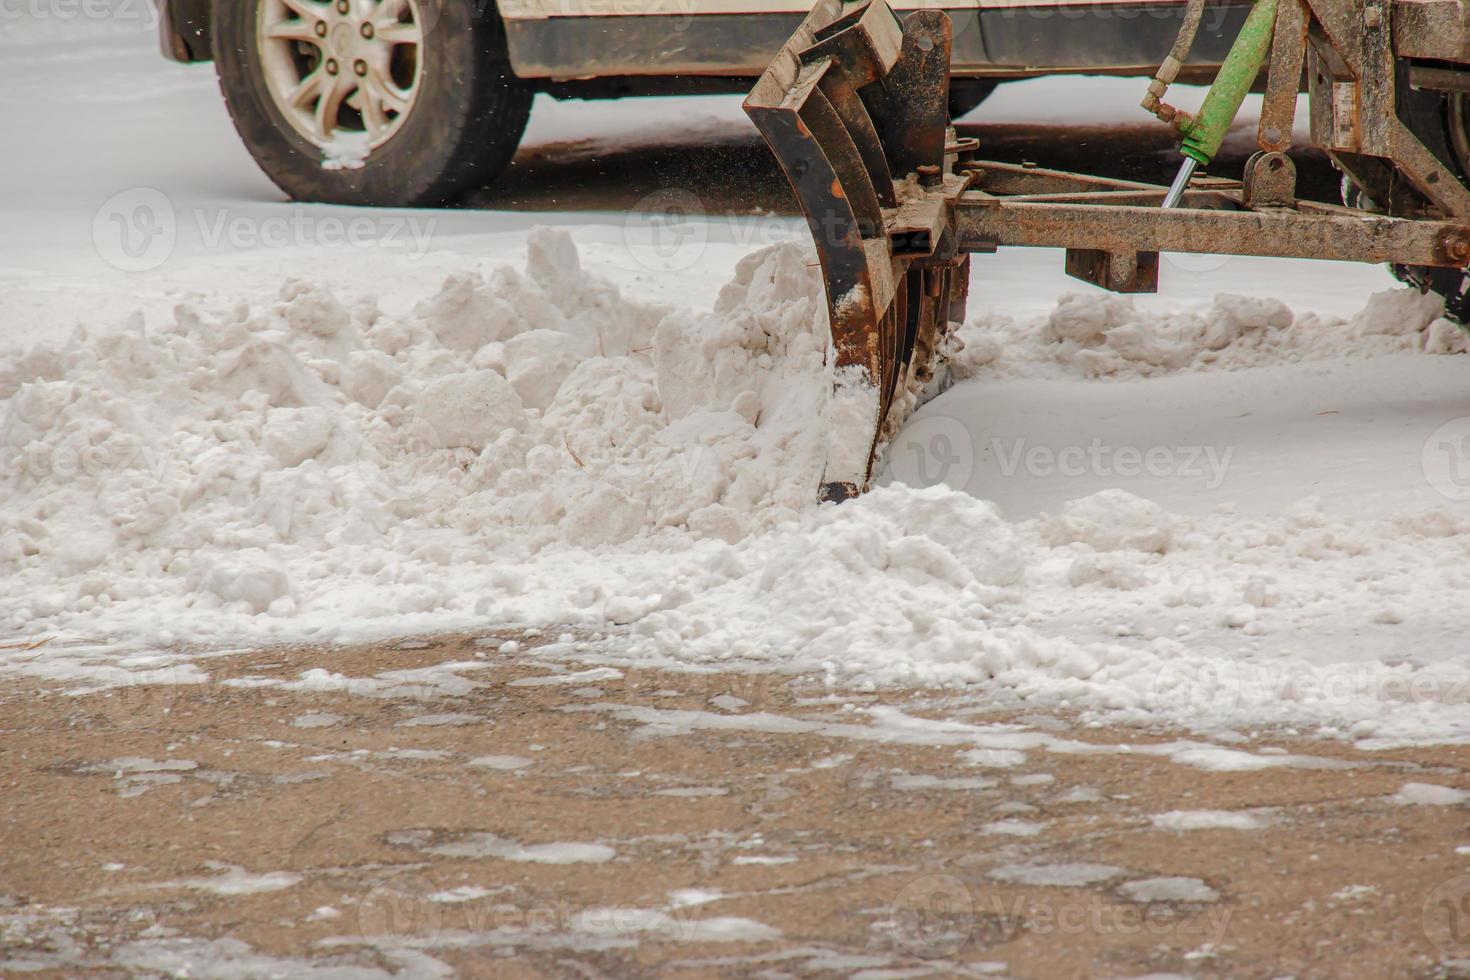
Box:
954;285;1468;380
1;231;833;623
5;232;1470;743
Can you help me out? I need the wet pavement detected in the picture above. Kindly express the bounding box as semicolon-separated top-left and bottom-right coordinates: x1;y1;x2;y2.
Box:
4;633;1470;977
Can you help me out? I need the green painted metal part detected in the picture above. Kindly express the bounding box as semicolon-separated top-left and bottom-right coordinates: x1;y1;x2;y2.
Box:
1178;0;1280;166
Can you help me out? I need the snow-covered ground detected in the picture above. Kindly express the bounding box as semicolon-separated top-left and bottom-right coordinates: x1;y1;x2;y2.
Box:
6;10;1470;747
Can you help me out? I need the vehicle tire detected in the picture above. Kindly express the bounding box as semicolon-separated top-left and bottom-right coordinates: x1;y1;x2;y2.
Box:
212;0;532;207
1361;86;1470;323
948;79;997;121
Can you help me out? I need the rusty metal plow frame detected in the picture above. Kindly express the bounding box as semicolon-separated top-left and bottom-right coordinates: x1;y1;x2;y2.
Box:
744;0;970;502
746;0;1470;502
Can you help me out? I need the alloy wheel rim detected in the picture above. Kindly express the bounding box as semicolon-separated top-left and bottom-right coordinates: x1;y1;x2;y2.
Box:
256;0;425;150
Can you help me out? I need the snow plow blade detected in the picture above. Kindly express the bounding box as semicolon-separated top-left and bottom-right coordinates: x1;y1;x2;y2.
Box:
748;0;1470;503
744;0;971;502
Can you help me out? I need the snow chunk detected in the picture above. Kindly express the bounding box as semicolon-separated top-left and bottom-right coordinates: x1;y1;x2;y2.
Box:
958;284;1463;381
570;908;780;943
962;749;1028;769
1425;318;1470;355
429;886;499;904
279;280;350;337
1118;876;1219;903
177;864;301;896
416;370;523;450
416;272;527;351
890;774;998;791
342;350;403;409
468;755;532;771
1041;489;1174;553
291;713;344;729
1151;810;1267;831
396;712;481;727
404;831;615;864
261;406;334;469
1392;782;1469;806
197;552;292;614
1347;286;1445;337
85;757;197;775
989;862;1129;887
504;329;583;410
